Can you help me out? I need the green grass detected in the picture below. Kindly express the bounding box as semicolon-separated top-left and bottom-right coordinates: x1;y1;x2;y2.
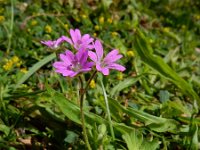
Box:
0;0;200;149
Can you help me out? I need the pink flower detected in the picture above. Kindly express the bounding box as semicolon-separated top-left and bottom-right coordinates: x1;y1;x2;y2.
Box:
53;48;94;77
41;37;64;49
62;29;94;50
89;40;126;75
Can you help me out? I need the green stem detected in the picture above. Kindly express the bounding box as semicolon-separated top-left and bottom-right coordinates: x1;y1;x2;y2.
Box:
78;76;92;150
85;71;97;92
7;0;14;54
100;79;115;142
0;86;8;125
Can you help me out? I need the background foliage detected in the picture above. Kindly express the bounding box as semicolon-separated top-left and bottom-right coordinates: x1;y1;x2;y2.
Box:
0;0;200;149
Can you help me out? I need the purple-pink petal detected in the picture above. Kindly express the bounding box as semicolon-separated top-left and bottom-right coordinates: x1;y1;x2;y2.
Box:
101;67;109;75
75;29;81;41
108;63;126;71
53;48;93;77
82;34;90;41
88;51;98;62
59;54;72;65
83;62;94;68
65;50;75;62
96;63;102;72
94;40;103;61
53;62;67;69
62;35;73;45
104;50;123;63
69;72;78;77
55;37;64;46
70;29;78;44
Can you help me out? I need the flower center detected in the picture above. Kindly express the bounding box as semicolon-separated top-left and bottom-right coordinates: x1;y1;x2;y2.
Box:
70;61;82;72
75;40;82;49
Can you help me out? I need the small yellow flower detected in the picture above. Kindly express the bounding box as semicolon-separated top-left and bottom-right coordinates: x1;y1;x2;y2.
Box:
31;20;37;26
0;15;5;23
75;17;80;22
81;14;87;19
64;24;68;30
107;18;112;24
163;27;170;33
149;39;154;44
27;28;31;33
94;25;100;31
16;60;22;67
181;25;186;30
99;16;104;24
45;25;52;33
11;56;19;63
89;80;96;88
20;68;28;73
93;33;97;37
3;60;13;71
127;51;134;57
117;72;123;80
111;32;118;37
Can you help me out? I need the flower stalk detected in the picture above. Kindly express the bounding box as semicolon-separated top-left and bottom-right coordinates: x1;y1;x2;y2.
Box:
78;76;91;150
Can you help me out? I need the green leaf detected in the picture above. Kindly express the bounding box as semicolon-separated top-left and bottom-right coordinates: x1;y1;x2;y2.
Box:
110;77;141;97
46;84;136;134
134;29;200;106
122;130;143;150
108;97;179;132
190;123;199;150
15;53;56;89
0;124;10;136
159;90;170;103
122;130;160;150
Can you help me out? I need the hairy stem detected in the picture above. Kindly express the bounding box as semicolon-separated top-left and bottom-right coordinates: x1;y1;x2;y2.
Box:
78;76;92;150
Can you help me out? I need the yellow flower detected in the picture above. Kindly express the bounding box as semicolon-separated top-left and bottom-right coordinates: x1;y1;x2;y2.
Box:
99;16;104;24
0;15;5;23
45;25;52;33
94;25;100;31
111;32;118;37
20;68;28;73
16;60;22;67
11;56;19;63
107;18;112;24
75;17;80;22
149;39;154;44
127;51;134;57
117;72;123;80
89;80;96;88
181;25;186;30
64;24;68;30
93;33;97;37
27;28;31;33
3;60;13;71
31;20;38;26
163;27;170;33
81;14;87;19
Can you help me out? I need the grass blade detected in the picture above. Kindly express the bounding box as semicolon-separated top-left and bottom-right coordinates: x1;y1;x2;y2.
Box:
15;53;56;89
134;29;200;105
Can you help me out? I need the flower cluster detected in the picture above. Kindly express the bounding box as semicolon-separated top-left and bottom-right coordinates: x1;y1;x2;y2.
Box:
41;29;125;77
